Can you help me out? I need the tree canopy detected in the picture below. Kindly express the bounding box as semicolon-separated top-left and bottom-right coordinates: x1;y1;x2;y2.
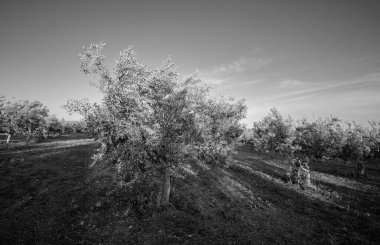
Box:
65;42;247;206
0;97;49;142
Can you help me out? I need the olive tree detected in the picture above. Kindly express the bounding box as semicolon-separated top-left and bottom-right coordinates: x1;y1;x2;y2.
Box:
251;108;313;186
14;100;49;142
47;115;64;136
1;97;49;143
0;96;15;144
367;121;380;160
293;116;344;161
289;116;345;186
252;107;295;154
341;122;374;177
252;109;347;188
62;121;76;134
65;43;246;207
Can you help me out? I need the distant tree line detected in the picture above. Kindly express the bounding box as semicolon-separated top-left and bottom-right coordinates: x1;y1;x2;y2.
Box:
243;108;380;185
0;95;84;144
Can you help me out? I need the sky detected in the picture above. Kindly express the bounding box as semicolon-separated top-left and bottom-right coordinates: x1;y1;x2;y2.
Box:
1;0;379;125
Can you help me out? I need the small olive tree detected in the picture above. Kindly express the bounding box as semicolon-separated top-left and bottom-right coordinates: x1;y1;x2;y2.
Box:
293;116;344;161
252;107;295;154
341;122;376;177
47;115;64;136
0;96;15;143
1;97;49;143
14;100;49;142
289;116;345;187
252;108;312;186
367;121;380;160
65;43;246;207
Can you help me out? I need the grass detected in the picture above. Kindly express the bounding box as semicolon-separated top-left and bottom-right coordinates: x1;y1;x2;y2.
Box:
0;136;379;244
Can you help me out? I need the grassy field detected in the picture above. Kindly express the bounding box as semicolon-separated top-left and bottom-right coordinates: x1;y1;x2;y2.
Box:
0;135;379;244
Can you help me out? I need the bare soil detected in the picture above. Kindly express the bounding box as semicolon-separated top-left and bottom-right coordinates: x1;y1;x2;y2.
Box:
1;136;379;244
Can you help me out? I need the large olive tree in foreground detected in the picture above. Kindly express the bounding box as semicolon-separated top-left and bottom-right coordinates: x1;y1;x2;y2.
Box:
65;43;246;206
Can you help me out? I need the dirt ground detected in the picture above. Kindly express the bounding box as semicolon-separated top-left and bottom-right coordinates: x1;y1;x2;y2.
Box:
1;135;379;244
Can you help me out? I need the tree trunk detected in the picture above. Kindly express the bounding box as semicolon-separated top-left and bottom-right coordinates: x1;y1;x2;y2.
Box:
170;176;175;200
161;169;171;205
290;157;312;188
300;165;311;188
0;133;11;144
289;166;300;185
300;158;312;188
157;169;171;207
6;134;10;144
357;161;366;177
289;158;301;184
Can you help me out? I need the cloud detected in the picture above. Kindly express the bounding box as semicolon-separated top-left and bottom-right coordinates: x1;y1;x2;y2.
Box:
254;72;380;105
196;55;273;86
203;56;272;75
245;72;380;124
278;79;309;88
218;80;260;90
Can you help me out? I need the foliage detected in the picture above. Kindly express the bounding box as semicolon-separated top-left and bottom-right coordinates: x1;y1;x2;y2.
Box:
14;100;49;141
0;97;49;142
367;121;380;159
341;122;374;162
240;127;254;143
251;108;380;162
72;120;86;133
65;42;247;206
61;120;85;134
0;96;18;135
63;122;74;134
252;107;295;156
47;115;64;135
289;156;311;188
252;108;380;180
293;116;345;161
